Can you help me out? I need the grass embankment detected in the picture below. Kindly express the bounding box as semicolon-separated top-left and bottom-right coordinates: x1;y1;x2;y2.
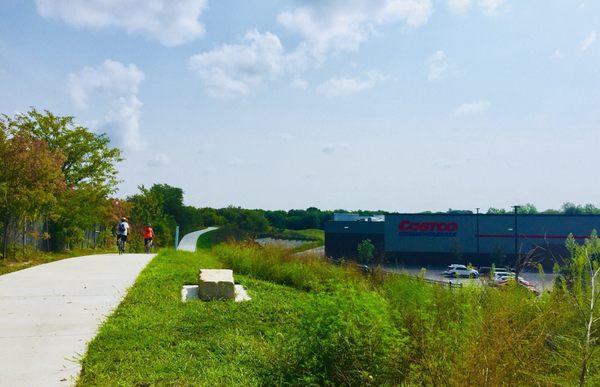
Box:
196;227;324;252
0;248;113;276
79;242;598;385
261;228;324;243
78;249;313;385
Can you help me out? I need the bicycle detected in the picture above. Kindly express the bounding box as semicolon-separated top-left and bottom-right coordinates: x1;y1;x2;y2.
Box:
144;238;153;254
117;237;126;255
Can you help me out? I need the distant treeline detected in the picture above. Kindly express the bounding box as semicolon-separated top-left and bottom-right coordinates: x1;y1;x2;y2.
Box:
123;185;600;247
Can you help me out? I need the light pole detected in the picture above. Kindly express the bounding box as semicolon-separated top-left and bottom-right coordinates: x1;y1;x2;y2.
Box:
512;205;520;256
476;207;480;255
512;205;520;272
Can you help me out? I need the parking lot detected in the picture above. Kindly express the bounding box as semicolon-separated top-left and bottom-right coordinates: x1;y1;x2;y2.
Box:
384;265;558;291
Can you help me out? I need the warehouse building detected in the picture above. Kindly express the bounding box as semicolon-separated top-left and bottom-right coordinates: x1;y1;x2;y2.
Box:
324;213;600;267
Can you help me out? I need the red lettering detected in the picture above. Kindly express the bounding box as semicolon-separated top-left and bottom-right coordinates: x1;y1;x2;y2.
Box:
399;220;410;231
398;220;459;233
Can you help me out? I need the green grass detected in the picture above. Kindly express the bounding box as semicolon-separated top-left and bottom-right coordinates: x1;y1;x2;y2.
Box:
78;249;311;385
196;228;324;252
260;228;324;243
78;242;600;385
195;229;218;250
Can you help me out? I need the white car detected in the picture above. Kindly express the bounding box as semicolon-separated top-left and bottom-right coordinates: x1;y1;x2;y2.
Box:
494;275;532;287
492;269;515;280
443;264;479;278
493;271;514;281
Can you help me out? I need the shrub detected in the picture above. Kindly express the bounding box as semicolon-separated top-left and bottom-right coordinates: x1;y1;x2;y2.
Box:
381;274;481;384
267;289;409;385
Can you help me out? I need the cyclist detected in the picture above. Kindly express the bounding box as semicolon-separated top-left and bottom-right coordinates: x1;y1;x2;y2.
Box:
143;223;154;253
116;217;130;253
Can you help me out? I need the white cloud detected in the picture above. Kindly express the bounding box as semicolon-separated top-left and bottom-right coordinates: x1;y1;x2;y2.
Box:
147;153;170;167
455;100;491;116
317;71;388;97
188;30;306;99
69;60;145;151
449;0;505;15
478;0;506;14
580;31;597;51
277;0;432;58
427;50;456;81
291;78;309;90
447;0;472;14
69;60;144;109
35;0;207;46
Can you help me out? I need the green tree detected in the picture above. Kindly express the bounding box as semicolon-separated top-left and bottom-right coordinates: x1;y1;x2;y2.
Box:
487;207;508;214
517;203;538;214
562;202;584;215
357;239;375;266
8;109;122;190
0;124;65;258
128;186;175;249
3;109;122;250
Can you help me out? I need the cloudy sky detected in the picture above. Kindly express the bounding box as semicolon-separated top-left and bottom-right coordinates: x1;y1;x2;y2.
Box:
1;1;599;212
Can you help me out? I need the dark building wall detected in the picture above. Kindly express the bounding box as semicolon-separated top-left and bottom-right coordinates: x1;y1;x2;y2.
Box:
325;233;385;261
325;214;600;268
324;221;385;260
385;214;600;256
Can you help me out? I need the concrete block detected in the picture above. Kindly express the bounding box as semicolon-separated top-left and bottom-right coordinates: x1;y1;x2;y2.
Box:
181;285;199;302
198;269;235;301
182;284;250;303
234;284;251;302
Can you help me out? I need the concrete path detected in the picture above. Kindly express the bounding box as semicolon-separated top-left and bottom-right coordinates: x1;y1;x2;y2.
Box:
177;227;218;252
0;253;154;386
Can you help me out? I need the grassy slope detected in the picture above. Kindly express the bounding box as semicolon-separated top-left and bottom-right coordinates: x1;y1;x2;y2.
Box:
195;228;324;252
78;241;590;385
195;230;217;250
78;249;309;385
264;228;324;243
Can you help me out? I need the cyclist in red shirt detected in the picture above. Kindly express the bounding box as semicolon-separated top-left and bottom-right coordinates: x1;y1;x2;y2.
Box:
143;224;154;253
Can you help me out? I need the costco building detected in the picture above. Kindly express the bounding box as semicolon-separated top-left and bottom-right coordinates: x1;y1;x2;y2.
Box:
324;213;600;267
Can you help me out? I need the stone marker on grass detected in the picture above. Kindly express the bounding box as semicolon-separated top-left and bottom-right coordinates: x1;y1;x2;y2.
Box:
198;269;235;301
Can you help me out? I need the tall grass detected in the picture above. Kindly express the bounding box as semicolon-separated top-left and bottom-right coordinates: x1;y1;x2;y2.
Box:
214;242;368;292
213;242;600;385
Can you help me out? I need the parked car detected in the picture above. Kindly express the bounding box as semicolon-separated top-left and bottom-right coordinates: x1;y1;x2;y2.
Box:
496;275;534;286
492;268;515;279
443;264;479;278
494;275;539;295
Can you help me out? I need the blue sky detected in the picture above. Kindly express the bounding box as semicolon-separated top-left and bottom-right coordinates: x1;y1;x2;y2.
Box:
0;0;598;212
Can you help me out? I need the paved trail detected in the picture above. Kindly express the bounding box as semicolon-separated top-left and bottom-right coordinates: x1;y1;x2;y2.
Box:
177;227;218;252
0;253;153;386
